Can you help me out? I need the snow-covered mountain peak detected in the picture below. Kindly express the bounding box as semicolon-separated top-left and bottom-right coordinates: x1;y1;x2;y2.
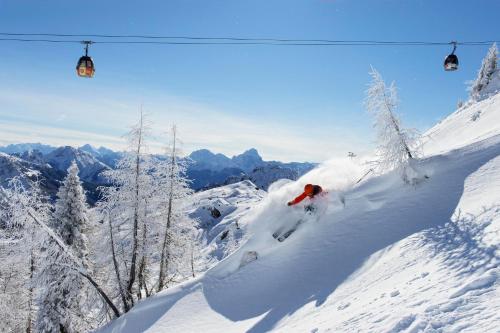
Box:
79;144;101;156
237;148;260;159
189;149;233;171
189;148;266;173
45;146;109;183
232;148;264;172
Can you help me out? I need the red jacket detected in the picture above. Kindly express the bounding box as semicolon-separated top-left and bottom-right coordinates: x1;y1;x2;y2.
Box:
288;184;323;206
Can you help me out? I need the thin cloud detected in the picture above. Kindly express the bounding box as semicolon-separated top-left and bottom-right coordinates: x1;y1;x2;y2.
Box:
0;87;370;162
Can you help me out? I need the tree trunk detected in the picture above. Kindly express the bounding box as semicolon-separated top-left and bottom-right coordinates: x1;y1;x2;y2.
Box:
137;201;149;299
108;212;129;311
383;92;413;160
389;111;413;159
26;235;35;333
80;272;121;318
190;243;195;278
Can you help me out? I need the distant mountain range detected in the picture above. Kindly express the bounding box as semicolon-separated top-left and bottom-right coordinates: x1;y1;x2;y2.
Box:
0;143;56;155
0;145;113;204
0;143;317;203
187;148;316;190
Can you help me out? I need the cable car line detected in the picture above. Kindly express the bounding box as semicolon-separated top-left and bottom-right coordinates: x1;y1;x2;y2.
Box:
0;32;498;46
0;38;83;43
0;37;498;47
0;32;497;77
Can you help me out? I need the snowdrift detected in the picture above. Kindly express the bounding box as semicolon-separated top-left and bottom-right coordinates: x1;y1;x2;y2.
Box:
98;93;500;333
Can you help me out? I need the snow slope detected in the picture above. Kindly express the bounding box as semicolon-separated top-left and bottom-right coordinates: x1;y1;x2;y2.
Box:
98;93;500;333
423;93;500;156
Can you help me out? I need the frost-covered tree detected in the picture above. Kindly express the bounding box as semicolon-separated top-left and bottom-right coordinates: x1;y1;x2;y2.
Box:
54;161;91;263
365;67;420;183
36;161;92;332
0;178;50;333
97;111;158;310
156;125;195;291
1;177;119;333
97;116;197;311
470;43;498;101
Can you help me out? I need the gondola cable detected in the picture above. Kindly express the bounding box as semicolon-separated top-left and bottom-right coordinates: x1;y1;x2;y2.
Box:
0;32;498;45
0;32;497;77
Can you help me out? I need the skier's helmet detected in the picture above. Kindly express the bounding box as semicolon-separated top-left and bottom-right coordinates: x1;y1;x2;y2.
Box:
304;184;314;195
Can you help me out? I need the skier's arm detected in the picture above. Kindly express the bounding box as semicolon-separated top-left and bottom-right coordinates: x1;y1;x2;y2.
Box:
287;192;308;206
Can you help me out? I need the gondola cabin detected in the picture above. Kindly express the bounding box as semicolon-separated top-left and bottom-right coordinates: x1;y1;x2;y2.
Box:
76;56;95;78
444;42;459;71
444;54;458;71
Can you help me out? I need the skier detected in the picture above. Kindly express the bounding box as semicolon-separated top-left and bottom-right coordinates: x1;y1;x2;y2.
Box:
272;184;325;242
287;184;324;210
241;184;327;268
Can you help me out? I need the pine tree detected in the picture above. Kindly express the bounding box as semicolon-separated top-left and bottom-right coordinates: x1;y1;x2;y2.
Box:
37;161;91;332
54;161;90;263
365;67;421;183
470;43;498;101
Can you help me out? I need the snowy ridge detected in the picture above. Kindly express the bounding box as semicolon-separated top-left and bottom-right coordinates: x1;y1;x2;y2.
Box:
0;152;63;196
0;149;108;204
423;93;500;156
98;93;500;333
189;180;266;271
0;142;56;155
45;146;110;184
0;152;39;186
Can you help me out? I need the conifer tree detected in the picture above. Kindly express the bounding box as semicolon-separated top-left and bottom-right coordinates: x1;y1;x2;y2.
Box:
37;161;91;332
470;43;498;101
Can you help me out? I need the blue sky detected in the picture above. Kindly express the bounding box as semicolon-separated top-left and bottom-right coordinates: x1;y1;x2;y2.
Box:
0;0;498;162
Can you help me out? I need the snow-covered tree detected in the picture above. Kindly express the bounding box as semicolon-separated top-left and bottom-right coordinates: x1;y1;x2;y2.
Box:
97;117;197;310
36;161;92;332
54;161;91;263
97;111;158;310
0;178;49;333
470;43;498;101
1;177;120;333
156;125;195;291
365;67;420;183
